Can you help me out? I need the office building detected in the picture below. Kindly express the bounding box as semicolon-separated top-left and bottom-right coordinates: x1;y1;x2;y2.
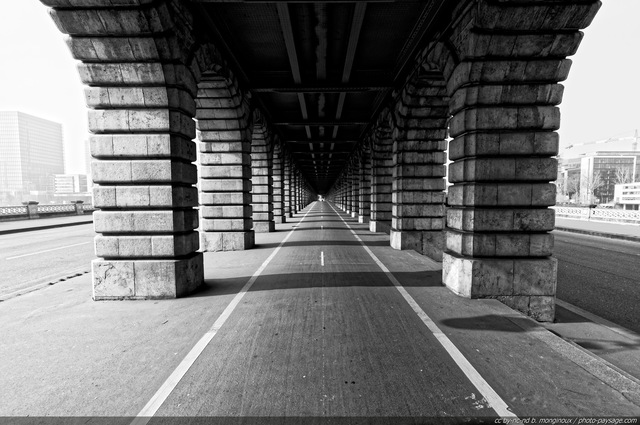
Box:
0;111;65;197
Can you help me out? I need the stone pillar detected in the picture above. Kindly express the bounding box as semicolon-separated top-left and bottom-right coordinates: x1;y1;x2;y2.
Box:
345;170;353;214
390;78;448;262
197;75;254;251
441;0;600;321
23;201;39;219
291;169;298;214
299;172;305;210
273;141;286;224
46;1;204;298
295;171;302;212
342;176;349;212
72;201;84;215
251;124;275;232
284;155;293;218
359;147;371;224
350;162;360;219
370;125;393;234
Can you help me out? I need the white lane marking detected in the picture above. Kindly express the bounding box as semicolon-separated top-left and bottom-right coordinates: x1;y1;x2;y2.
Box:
327;202;517;419
321;251;325;266
555;299;640;342
5;242;92;260
131;203;317;424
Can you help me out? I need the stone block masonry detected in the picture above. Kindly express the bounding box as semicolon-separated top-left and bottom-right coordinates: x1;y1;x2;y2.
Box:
440;0;600;321
48;1;205;299
197;75;255;252
251;124;275;233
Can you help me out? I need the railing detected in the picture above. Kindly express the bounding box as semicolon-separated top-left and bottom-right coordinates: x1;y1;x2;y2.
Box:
0;206;28;217
553;206;640;224
0;202;96;222
38;204;76;214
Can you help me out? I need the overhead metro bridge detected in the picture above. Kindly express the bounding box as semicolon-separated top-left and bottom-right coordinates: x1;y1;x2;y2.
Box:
39;0;603;322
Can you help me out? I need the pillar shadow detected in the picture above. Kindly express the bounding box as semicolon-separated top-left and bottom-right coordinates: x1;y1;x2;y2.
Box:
193;270;443;300
255;240;390;249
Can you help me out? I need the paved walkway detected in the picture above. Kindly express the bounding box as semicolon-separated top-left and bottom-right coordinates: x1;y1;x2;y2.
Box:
555;217;640;240
0;214;93;234
1;202;638;421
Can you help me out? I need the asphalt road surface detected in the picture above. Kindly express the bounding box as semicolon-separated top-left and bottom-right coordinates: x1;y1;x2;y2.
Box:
1;219;638;336
553;230;640;334
0;223;95;298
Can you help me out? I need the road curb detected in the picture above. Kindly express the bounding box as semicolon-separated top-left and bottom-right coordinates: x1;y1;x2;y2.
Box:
554;226;640;243
0;220;94;236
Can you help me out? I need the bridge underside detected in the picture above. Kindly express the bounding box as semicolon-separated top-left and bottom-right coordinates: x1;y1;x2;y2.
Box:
41;0;601;321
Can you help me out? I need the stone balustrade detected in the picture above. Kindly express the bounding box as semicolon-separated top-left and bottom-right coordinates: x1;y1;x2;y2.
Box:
0;202;94;222
553;206;640;224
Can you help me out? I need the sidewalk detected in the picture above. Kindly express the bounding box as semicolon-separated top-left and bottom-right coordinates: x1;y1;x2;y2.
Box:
555;217;640;241
0;214;93;235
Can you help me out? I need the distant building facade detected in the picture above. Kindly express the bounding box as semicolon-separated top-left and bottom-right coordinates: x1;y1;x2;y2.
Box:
559;151;640;204
614;182;640;210
54;174;88;194
0;111;65;199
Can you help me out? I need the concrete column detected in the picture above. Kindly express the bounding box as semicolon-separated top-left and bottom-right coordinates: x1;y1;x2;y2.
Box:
197;75;254;251
359;147;371;224
251;125;275;232
46;1;204;298
272;141;286;224
390;79;448;261
441;0;600;321
370;125;393;234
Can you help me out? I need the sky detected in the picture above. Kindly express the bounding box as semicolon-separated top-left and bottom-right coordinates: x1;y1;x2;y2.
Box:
0;1;638;174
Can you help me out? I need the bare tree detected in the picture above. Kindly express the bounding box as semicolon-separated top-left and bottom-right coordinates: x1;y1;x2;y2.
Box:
566;174;581;201
614;167;635;185
581;172;604;204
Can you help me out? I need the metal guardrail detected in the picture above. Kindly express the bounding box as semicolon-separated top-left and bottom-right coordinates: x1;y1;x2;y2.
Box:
553;206;640;224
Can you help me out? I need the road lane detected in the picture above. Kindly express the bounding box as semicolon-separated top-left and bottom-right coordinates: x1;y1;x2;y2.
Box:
0;223;95;297
553;230;640;334
152;201;505;418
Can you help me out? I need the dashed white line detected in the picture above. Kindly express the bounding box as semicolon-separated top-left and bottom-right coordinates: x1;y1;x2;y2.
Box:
321;251;325;266
131;203;317;425
5;241;92;260
327;202;517;419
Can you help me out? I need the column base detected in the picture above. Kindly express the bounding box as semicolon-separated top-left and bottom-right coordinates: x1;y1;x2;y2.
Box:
442;252;557;322
200;231;255;252
274;216;286;224
369;220;391;234
390;230;444;261
254;221;276;233
390;229;420;251
351;212;358;218
358;215;370;224
92;253;203;300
